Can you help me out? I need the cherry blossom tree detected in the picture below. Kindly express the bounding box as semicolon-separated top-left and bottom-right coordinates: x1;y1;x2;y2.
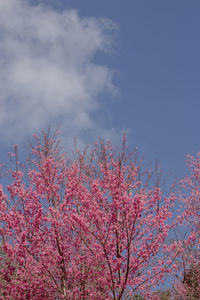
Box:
0;130;180;299
172;152;200;299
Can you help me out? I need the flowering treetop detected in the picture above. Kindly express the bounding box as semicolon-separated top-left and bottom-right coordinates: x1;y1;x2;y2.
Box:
0;130;182;299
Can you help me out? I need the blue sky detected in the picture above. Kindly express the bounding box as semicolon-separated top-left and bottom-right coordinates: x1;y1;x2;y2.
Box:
0;0;200;180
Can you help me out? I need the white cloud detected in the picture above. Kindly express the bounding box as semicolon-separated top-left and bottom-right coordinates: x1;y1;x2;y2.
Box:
0;0;120;146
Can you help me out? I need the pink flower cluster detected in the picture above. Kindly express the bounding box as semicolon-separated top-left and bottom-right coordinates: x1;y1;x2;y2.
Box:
0;133;198;299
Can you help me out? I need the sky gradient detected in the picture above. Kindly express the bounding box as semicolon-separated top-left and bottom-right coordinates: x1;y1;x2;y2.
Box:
0;0;200;180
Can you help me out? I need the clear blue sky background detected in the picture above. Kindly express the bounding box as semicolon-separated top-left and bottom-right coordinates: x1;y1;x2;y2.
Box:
62;0;200;179
1;0;200;180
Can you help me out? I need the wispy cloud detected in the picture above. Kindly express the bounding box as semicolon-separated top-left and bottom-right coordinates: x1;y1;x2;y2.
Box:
0;0;120;146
